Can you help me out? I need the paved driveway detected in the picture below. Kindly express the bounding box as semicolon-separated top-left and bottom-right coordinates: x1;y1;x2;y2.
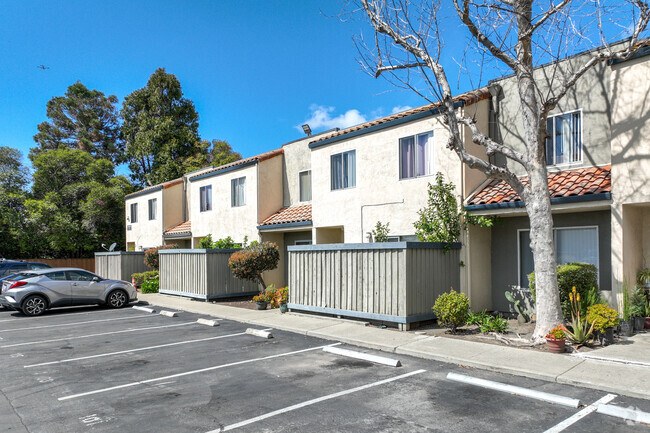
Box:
0;305;647;432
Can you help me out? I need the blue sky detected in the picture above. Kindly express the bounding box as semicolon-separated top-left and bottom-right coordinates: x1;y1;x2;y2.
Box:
0;0;484;174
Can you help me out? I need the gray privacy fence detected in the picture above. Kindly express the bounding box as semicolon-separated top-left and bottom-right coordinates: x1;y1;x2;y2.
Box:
95;252;151;281
287;242;461;329
158;249;260;300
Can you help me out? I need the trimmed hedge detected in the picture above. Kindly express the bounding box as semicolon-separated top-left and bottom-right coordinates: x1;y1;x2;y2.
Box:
131;271;159;287
432;289;470;333
529;262;598;319
140;278;159;294
228;242;279;290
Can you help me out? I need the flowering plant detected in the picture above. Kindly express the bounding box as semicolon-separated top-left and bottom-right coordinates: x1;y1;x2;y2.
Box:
546;324;566;340
274;286;288;305
564;287;594;347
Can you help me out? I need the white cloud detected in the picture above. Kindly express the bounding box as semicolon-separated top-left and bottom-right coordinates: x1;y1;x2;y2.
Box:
297;105;367;132
391;105;412;114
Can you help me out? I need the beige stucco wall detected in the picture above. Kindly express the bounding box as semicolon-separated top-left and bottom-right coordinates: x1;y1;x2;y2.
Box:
162;182;184;231
125;189;164;250
495;58;613;175
282;137;313;207
466;224;492;311
311;113;467;244
257;156;284;222
610;54;650;303
190;164;260;246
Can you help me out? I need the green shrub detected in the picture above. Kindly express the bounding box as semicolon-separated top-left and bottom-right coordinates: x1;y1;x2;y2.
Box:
529;262;598;319
479;315;509;333
144;244;178;270
131;271;159;287
199;234;241;249
586;304;619;332
228;242;280;291
467;310;490;326
371;221;390;242
432;289;470;333
140;278;159;294
630;287;647;317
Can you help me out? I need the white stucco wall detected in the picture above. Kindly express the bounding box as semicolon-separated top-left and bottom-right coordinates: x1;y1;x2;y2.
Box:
189;164;261;245
125;189;164;250
282;137;313;207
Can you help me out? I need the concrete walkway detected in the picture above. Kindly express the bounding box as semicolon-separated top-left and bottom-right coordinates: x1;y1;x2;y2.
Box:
139;293;650;401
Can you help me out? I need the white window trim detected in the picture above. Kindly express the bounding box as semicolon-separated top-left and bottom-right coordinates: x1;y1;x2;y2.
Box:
545;108;583;167
148;198;157;221
231;176;246;207
130;203;138;223
330;150;356;191
398;131;434;181
200;185;212;212
298;170;312;203
517;225;599;288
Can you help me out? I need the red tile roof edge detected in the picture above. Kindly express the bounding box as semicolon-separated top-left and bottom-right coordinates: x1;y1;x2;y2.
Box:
125;177;184;198
190;148;284;179
259;204;312;226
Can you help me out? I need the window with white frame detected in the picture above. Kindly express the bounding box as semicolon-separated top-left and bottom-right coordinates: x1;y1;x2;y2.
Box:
519;226;598;288
130;203;138;223
299;170;312;202
400;131;434;179
200;185;212;212
545;110;582;165
331;150;356;190
231;177;246;207
148;198;157;220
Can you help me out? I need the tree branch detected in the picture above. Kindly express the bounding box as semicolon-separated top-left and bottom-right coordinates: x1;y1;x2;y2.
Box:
457;115;527;166
375;62;429;77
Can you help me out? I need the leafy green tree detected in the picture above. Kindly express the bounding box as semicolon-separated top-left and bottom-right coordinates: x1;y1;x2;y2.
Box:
122;68;202;187
414;173;463;245
0;147;29;258
207;139;242;166
31;82;123;164
25;149;132;257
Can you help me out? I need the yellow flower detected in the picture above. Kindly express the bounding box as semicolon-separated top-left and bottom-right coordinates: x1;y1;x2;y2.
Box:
572;286;577;294
576;293;580;302
569;293;574;301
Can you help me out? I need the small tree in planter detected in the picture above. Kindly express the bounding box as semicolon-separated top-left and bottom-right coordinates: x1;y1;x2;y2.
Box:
228;242;279;292
144;244;178;270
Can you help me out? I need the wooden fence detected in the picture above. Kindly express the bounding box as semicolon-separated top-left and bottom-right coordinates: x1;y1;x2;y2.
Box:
95;252;152;281
158;249;260;300
287;242;461;329
25;258;95;273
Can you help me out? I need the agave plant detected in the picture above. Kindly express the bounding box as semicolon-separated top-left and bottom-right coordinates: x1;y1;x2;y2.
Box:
564;287;595;348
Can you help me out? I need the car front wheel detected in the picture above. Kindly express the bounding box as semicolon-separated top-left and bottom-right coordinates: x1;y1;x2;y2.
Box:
107;290;128;308
22;295;47;316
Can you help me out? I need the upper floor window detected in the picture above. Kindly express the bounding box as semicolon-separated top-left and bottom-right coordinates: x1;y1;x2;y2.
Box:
148;198;157;220
200;185;212;212
400;131;433;179
130;203;138;223
545;111;582;165
331;150;356;190
299;170;312;202
231;177;246;207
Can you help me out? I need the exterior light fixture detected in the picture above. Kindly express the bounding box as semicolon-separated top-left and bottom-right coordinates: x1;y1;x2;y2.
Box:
302;124;312;136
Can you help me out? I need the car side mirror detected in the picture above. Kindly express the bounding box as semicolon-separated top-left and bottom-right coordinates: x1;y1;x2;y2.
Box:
92;276;101;282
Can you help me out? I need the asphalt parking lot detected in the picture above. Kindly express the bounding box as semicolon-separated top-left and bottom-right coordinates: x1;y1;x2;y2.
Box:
0;305;648;433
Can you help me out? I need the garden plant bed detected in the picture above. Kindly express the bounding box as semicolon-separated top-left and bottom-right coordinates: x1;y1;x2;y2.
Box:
208;295;260;311
411;319;625;354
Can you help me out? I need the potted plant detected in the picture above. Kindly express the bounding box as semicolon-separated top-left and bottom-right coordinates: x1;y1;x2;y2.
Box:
587;304;619;345
275;286;289;313
252;293;268;310
646;298;650;330
630;287;647;331
620;284;634;337
545;324;567;353
637;268;650;290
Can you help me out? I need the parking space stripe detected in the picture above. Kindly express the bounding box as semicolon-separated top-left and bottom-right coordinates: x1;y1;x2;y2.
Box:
213;369;427;432
0;315;155;333
24;328;272;368
58;343;342;401
597;403;650;424
1;322;195;348
543;394;617;433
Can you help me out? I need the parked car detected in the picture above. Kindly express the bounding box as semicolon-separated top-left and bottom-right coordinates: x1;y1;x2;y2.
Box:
0;260;51;278
0;268;137;316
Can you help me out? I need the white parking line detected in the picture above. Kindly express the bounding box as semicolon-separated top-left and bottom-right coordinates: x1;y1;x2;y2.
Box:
1;322;195;348
24;328;273;368
323;346;401;367
0;315;155;333
597;403;650;424
446;372;580;408
213;369;427;432
543;394;617;433
58;343;342;401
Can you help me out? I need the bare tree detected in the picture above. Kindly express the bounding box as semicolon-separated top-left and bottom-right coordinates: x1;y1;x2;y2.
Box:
355;0;649;340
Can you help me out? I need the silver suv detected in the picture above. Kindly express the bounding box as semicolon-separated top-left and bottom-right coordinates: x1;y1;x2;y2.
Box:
0;268;137;316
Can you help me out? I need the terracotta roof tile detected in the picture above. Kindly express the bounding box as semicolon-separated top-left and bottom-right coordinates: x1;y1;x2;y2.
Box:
309;88;491;145
164;221;191;236
260;204;312;226
467;165;611;206
125;177;183;198
190;148;283;180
